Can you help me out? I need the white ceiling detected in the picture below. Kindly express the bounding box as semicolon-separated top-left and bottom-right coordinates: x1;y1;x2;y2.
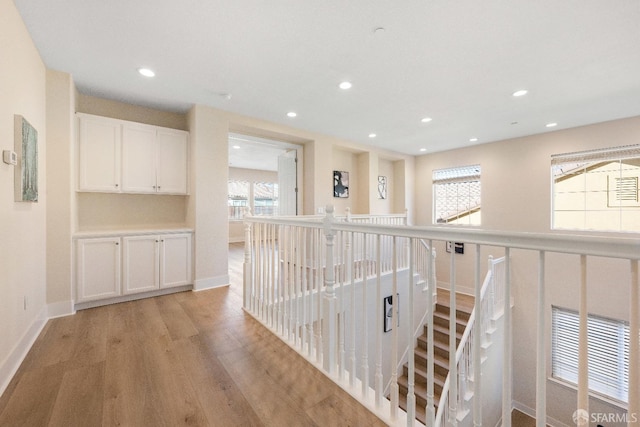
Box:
228;134;289;172
15;0;640;155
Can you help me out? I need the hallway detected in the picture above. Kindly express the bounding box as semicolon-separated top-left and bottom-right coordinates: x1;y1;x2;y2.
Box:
0;244;383;426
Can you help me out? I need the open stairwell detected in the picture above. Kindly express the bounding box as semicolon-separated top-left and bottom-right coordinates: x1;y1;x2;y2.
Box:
397;289;474;425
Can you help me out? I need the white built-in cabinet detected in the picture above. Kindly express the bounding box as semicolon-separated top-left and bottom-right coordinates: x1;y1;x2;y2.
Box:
76;232;192;304
122;233;192;294
77;113;189;194
76;237;122;302
78;115;122;192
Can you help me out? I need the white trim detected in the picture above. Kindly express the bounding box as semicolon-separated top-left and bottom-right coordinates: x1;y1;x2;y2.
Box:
512;400;570;427
228;236;244;243
193;275;229;291
48;300;75;318
0;306;48;397
74;285;192;310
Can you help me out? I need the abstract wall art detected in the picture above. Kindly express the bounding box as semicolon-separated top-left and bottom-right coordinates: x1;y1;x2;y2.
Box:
15;115;38;202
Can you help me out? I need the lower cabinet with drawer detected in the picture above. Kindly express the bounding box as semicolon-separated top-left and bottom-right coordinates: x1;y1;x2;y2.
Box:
76;231;192;304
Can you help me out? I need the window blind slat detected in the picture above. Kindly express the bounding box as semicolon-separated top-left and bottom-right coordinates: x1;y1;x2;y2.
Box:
552;306;630;403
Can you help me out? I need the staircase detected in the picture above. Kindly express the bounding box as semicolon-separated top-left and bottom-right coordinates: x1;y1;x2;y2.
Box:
397;289;474;425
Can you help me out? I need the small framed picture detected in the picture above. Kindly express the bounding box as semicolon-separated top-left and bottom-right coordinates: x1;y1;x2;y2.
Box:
333;170;349;198
378;176;387;199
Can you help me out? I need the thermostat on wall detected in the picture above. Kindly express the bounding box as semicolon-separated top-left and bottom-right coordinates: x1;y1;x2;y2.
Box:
3;150;17;165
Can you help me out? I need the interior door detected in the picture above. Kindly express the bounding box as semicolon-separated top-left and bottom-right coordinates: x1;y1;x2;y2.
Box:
278;150;297;215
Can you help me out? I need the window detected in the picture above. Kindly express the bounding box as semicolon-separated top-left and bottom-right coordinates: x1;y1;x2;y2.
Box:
228;180;279;219
253;182;278;216
228;180;249;220
552;144;640;232
551;306;630;403
433;165;481;225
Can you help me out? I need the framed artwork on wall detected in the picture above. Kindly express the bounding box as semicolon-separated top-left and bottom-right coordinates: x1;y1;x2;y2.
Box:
14;115;38;202
333;170;349;198
378;176;387;199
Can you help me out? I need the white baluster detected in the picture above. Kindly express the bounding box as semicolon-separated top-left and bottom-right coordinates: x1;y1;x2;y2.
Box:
426;241;435;427
375;234;383;407
407;238;416;426
323;206;337;374
577;255;589;426
502;248;512;427
243;215;252;309
362;233;370;397
473;244;482;427
390;236;399;420
536;251;546;427
449;248;458;426
629;260;639;427
350;231;357;387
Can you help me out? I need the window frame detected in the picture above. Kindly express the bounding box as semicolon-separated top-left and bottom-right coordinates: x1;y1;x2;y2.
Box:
432;164;482;226
551;305;630;406
551;144;640;233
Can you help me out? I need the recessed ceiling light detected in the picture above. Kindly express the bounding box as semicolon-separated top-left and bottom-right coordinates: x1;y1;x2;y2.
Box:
287;112;297;118
368;133;377;138
232;145;241;149
512;89;528;97
546;122;558;128
421;117;433;123
469;137;478;142
138;68;155;77
419;148;427;152
339;81;352;90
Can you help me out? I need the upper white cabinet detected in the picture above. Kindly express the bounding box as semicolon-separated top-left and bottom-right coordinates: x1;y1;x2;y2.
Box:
77;113;189;195
78;115;122;192
122;123;189;194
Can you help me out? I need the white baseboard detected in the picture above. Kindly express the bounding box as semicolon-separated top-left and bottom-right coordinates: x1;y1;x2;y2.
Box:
436;280;475;296
0;306;48;397
194;275;229;291
512;400;569;427
48;300;75;319
228;237;244;243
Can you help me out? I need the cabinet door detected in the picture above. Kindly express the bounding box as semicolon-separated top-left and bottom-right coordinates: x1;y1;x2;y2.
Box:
156;129;188;194
77;237;121;302
122;123;157;193
123;235;159;294
78;116;121;192
160;233;192;288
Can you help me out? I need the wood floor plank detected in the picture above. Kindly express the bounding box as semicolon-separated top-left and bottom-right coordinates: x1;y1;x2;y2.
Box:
219;348;320;426
155;293;199;341
0;364;64;426
173;335;264;427
48;362;105;426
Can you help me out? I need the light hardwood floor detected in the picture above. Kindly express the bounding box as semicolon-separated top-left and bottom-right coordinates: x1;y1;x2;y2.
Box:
0;244;385;427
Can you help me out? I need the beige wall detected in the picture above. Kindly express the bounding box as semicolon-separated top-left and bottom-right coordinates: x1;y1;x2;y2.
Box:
46;70;75;309
415;116;640;424
0;0;48;391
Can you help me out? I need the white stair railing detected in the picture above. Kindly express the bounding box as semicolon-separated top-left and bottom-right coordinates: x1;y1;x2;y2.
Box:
436;256;505;427
243;206;640;427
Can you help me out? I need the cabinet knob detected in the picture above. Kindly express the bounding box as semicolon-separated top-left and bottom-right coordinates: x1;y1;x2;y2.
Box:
115;242;119;245
157;186;161;190
115;184;119;187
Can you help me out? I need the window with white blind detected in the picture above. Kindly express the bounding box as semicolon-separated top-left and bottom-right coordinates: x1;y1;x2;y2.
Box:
551;144;640;232
432;165;481;225
551;306;630;404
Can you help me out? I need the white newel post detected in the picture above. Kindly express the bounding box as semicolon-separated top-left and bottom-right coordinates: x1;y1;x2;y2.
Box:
502;248;512;427
473;244;482;427
323;205;337;374
243;209;252;310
